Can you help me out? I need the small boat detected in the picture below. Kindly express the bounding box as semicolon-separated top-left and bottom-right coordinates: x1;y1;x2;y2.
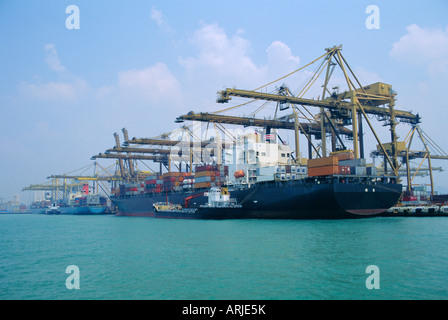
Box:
45;204;61;215
200;187;242;209
149;187;242;219
153;202;184;212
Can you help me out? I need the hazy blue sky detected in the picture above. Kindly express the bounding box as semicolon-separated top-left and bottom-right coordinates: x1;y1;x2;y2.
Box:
1;0;447;204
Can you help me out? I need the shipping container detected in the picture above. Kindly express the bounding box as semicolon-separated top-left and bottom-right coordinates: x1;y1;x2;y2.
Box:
195;165;219;173
366;166;377;176
194;181;218;189
339;158;366;167
308;156;339;168
274;173;286;181
145;175;159;181
195;170;220;178
330;150;354;161
402;195;418;201
296;166;308;174
351;166;366;176
308;165;339;177
339;165;351;175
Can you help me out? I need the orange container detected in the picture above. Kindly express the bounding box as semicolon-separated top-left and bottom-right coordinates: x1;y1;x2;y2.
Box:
330;150;354;161
194;182;212;189
308;156;339;168
308;165;339;177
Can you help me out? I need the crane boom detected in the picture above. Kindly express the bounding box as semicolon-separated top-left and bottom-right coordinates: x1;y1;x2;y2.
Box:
91;153;168;162
176;112;352;137
217;88;419;124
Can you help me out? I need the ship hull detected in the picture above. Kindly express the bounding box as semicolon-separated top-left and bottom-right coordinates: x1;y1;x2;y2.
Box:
112;178;402;219
59;206;107;215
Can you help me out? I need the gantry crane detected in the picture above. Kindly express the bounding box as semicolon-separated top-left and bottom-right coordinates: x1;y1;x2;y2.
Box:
177;46;421;179
174;45;448;197
371;125;448;196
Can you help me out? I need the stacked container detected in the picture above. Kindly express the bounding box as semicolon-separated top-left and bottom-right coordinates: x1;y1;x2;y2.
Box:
339;158;367;176
330;150;354;161
308;156;339;177
145;174;164;193
194;165;229;189
194;165;221;189
123;182;144;196
162;172;190;192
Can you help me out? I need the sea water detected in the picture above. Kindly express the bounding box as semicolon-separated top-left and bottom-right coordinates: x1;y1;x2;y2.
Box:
1;213;447;300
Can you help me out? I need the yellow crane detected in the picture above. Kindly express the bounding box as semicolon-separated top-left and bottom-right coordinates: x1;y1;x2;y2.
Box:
177;45;421;179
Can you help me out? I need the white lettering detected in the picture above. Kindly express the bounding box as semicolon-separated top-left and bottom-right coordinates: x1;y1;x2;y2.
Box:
66;5;80;30
365;265;380;289
365;5;380;30
65;265;80;289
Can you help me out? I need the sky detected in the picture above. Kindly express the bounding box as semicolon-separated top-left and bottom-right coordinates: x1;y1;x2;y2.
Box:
0;0;447;204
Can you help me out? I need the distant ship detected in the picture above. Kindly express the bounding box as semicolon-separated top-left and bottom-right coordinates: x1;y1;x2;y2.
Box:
45;204;61;215
31;185;109;215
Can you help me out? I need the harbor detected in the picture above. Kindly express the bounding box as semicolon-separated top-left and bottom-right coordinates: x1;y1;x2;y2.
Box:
2;1;448;303
15;46;448;220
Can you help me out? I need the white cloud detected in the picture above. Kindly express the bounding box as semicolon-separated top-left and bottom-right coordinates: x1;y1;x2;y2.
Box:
117;62;182;104
266;41;300;78
18;45;89;101
390;24;448;76
18;75;89;102
177;23;306;110
179;23;264;86
150;8;171;33
353;67;383;86
18;81;76;101
44;44;65;72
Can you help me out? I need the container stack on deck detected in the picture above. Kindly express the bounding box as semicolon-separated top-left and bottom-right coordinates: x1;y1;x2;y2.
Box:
194;165;220;189
308;156;340;177
163;172;190;192
145;174;163;194
194;165;228;189
306;150;378;177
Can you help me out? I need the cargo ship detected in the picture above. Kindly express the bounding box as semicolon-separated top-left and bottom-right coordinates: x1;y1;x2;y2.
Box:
58;192;108;215
111;131;402;219
31;185;109;215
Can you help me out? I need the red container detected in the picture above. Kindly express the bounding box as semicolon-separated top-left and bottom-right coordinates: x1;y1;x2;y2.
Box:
339;166;351;175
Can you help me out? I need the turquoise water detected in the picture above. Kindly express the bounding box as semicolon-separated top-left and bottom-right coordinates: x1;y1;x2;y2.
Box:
1;214;447;300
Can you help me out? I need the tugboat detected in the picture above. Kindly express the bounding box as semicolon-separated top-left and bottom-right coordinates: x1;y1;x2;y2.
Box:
200;187;242;209
149;187;242;219
45;203;61;215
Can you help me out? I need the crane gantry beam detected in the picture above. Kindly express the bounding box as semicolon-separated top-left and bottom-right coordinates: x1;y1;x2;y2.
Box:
175;112;353;137
216;88;420;124
47;175;123;181
22;183;82;191
124;138;223;148
91;153;168;162
106;147;172;155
